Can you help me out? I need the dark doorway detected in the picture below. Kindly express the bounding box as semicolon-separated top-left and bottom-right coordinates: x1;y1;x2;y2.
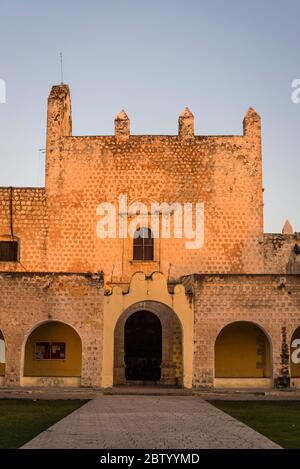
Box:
124;311;162;381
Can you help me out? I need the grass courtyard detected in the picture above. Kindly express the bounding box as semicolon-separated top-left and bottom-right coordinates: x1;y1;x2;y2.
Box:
210;400;300;449
0;399;87;449
1;398;300;449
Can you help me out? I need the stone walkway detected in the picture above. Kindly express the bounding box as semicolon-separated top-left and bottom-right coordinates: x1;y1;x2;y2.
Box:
22;396;280;449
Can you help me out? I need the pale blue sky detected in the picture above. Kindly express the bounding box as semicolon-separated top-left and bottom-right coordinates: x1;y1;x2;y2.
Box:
0;0;299;233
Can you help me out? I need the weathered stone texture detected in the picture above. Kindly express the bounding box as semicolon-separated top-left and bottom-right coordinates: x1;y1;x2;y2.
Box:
0;272;104;387
0;188;47;271
1;85;267;280
264;233;300;273
0;84;299;390
192;274;300;387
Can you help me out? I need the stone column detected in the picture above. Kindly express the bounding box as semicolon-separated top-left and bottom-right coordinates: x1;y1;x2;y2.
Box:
115;110;130;143
5;333;23;387
178;107;194;139
160;313;176;385
113;317;126;385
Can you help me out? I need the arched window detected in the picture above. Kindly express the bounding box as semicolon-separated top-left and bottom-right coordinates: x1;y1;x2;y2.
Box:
133;227;154;261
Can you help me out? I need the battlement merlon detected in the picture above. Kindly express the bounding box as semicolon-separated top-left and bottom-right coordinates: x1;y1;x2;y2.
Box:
46;84;262;143
243;107;261;141
46;84;72;152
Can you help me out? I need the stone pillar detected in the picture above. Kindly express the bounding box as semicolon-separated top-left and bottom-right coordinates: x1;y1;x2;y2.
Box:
274;325;291;388
45;84;72;192
113;319;126;385
160;362;177;385
243;107;261;141
46;84;72;152
178;107;194;139
81;337;102;388
5;333;23;387
160;313;177;385
115;110;130;142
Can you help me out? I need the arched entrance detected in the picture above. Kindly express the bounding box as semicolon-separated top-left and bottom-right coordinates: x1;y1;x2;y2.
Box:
0;330;5;386
291;326;300;388
124;311;162;381
214;321;272;388
113;301;183;386
22;321;82;387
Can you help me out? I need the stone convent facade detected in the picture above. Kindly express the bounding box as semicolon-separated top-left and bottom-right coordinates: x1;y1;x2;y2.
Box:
0;84;300;390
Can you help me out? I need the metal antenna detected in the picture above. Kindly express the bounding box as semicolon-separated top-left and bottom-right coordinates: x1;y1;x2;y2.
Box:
60;52;64;84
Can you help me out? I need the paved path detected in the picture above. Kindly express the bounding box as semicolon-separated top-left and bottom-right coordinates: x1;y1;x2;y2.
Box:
22;396;280;449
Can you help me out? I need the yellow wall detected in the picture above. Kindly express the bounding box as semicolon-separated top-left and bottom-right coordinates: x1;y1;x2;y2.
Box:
214;378;272;388
102;271;194;388
24;321;82;377
215;322;271;378
291;328;300;378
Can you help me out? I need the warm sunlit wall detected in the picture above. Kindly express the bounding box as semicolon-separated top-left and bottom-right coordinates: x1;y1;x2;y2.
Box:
215;321;271;378
24;321;82;377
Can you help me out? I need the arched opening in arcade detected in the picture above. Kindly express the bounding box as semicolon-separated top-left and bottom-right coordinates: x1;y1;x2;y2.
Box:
214;321;272;388
22;320;82;387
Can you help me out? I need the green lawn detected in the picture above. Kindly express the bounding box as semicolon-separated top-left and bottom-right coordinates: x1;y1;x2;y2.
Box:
0;399;87;449
209;400;300;449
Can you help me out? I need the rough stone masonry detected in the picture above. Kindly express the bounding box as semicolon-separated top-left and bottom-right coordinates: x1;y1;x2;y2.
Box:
0;84;299;389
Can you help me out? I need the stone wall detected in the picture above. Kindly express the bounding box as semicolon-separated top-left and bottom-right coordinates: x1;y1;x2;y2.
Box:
0;84;299;391
0;272;104;387
0;84;265;281
1;269;300;389
192;273;300;388
0;188;47;272
263;233;300;273
44;87;264;279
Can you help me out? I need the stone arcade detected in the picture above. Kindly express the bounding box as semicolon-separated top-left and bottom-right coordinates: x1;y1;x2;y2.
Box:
0;84;300;389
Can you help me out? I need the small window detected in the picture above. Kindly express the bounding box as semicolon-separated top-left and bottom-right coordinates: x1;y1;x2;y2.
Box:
35;342;66;360
133;227;154;261
0;241;18;262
